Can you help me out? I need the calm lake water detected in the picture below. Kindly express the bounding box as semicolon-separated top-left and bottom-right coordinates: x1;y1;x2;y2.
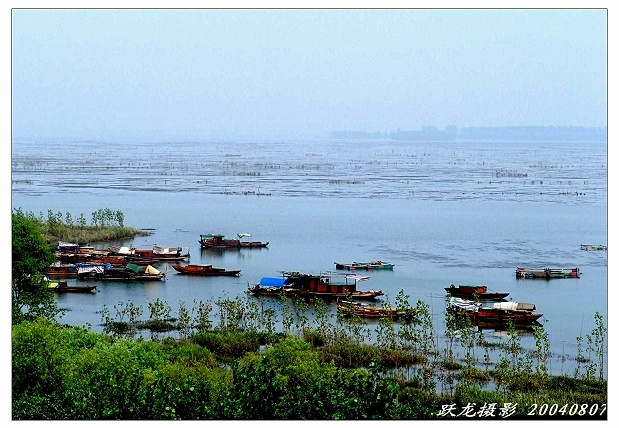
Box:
11;138;608;377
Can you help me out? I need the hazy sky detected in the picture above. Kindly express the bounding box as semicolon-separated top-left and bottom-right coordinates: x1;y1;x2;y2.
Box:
9;7;609;141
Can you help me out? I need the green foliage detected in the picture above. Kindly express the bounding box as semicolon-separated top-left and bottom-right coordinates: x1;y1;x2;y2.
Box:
91;208;125;227
191;331;263;359
229;336;437;419
12;211;59;325
12;319;109;419
12;319;234;419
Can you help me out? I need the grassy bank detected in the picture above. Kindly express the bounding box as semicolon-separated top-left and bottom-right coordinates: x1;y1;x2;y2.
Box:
13;207;151;246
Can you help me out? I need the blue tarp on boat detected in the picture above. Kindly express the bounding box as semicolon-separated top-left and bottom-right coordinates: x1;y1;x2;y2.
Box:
259;277;286;287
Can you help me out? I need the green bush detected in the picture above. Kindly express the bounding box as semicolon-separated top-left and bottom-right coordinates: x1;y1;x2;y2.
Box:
191;331;262;359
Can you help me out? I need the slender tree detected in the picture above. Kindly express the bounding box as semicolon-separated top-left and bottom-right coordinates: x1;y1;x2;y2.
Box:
12;211;60;324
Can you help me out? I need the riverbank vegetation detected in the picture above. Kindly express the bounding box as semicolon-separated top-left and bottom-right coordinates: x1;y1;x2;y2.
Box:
12;207;151;247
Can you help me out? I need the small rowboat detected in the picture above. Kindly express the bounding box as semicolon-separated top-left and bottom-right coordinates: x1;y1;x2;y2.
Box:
47;281;97;293
336;299;417;320
334;261;394;270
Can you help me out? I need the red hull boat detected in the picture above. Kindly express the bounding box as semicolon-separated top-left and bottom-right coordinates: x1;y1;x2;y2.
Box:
172;264;241;276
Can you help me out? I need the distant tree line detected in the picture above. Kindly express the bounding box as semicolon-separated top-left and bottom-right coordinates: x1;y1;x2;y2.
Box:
330;126;607;142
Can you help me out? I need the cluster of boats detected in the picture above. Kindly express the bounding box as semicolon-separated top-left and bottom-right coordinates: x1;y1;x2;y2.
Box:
54;241;190;266
46;242;188;285
246;270;424;320
448;256;595;330
45;233;273;293
45;236;598;329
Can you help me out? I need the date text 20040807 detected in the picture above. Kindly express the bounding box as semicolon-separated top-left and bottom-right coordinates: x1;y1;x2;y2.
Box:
437;403;607;418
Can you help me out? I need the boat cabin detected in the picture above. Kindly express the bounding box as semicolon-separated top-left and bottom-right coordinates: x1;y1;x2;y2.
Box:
283;272;358;294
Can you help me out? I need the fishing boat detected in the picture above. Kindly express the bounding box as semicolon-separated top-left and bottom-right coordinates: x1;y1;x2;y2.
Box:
281;271;383;300
111;245;190;263
336;299;417;320
55;243;111;263
76;263;165;281
86;256;128;266
334;261;394;270
198;233;269;249
247;277;308;297
47;280;97;293
55;250;105;264
580;244;607;251
45;263;78;279
446;296;543;328
515;267;580;279
172;264;241;276
445;284;509;301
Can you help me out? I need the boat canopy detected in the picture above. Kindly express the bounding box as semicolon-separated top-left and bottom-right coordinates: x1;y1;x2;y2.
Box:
58;241;79;251
259;277;287;287
145;265;162;275
109;245;135;255
76;264;108;274
153;245;182;254
492;302;536;311
448;297;480;310
126;263;142;273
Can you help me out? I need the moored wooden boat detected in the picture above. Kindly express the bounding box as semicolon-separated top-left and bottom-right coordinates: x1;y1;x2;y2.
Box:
334;261;394;270
108;245;189;262
76;262;165;281
55;242;111;263
446;297;543;328
515;267;580;279
445;284;509;301
199;233;269;249
87;256;128;266
247;277;308;297
47;280;97;293
281;271;383;300
336;299;417;320
45;264;78;279
172;264;241;276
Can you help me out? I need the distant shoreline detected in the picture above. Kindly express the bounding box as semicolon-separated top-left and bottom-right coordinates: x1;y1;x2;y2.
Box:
330;126;607;142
